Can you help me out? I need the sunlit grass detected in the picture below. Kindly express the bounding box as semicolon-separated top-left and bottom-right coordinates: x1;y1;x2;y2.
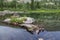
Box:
28;9;60;13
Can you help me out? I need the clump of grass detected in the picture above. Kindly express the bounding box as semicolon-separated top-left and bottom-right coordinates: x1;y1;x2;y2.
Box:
10;17;27;24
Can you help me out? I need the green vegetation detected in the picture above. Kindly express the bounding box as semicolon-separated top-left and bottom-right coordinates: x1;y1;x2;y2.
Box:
0;0;60;31
28;9;60;13
0;0;60;11
10;17;27;23
0;12;60;31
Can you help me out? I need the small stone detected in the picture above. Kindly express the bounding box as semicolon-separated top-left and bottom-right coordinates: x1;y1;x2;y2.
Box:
38;38;44;40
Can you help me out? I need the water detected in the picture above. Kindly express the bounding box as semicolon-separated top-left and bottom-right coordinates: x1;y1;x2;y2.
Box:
0;26;60;40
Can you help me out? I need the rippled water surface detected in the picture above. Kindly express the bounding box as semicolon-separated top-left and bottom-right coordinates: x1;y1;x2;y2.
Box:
0;26;60;40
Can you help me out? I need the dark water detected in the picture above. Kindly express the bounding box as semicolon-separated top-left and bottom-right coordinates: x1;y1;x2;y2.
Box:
0;26;60;40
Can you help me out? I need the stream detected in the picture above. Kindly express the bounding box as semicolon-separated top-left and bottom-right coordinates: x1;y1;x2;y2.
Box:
0;26;60;40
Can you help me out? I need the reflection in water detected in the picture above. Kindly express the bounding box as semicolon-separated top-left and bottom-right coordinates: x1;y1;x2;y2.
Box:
0;26;60;40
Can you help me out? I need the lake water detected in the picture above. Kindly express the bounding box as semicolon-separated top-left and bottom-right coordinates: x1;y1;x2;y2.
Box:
0;26;60;40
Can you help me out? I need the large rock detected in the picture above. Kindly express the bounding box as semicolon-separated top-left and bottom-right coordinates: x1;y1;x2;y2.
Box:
3;17;35;24
3;18;11;23
19;24;41;34
23;17;35;24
